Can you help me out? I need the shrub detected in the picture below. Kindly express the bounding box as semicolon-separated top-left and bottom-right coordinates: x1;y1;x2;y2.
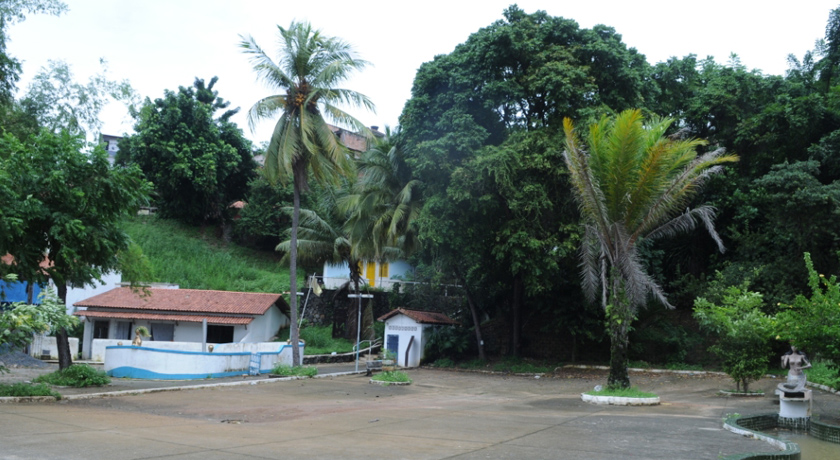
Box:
776;253;840;371
270;364;318;377
33;364;110;387
806;360;840;390
0;382;61;399
431;358;455;368
694;286;774;393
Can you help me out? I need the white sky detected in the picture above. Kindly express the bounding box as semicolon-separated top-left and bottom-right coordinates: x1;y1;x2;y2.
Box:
7;0;839;144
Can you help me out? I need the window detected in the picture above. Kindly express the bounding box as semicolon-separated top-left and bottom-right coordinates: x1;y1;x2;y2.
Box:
93;321;110;339
115;321;132;340
151;323;174;341
207;325;234;344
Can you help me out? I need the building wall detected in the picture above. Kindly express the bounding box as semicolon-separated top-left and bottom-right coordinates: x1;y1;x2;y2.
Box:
383;314;427;367
62;272;122;315
103;341;303;379
0;280;43;304
239;305;287;342
322;260;414;291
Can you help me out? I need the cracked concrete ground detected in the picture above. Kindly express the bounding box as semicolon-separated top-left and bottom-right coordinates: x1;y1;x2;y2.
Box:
5;367;836;459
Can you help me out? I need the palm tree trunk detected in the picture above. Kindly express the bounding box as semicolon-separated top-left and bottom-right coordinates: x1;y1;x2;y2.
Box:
289;182;301;366
606;276;632;388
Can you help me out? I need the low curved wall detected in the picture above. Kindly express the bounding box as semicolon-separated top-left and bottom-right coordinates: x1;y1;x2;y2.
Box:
104;343;304;379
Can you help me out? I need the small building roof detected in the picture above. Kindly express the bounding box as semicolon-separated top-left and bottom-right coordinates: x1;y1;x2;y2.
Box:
74;287;287;316
74;310;253;325
377;308;459;325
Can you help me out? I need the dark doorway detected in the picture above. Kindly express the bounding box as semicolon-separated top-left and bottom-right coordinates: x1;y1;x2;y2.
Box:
93;321;110;339
207;325;234;343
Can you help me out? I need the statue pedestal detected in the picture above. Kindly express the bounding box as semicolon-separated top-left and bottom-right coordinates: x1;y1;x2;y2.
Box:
778;390;812;429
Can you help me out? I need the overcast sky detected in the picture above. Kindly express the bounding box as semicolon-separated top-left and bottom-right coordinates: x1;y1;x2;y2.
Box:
7;0;839;144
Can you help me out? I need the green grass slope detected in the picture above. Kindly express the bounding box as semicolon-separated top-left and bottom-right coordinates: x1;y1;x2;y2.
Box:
124;216;295;293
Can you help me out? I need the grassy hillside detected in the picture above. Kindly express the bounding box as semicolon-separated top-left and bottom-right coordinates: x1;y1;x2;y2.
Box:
124;216;297;293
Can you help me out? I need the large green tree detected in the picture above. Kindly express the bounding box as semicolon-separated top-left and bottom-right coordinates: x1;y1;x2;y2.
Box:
562;109;737;388
118;77;255;224
0;129;150;368
240;21;373;365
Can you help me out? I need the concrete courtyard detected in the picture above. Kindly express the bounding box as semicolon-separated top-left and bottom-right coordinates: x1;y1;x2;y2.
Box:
2;367;832;459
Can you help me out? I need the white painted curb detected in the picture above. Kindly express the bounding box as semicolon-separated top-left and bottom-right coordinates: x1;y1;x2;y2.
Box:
581;393;660;406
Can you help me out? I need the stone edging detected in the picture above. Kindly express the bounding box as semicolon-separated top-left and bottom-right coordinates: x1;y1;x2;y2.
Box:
722;414;800;460
580;392;660;406
0;370;366;403
369;379;410;386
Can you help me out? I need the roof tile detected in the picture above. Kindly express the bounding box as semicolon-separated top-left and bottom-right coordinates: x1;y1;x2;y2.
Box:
74;287;285;316
377;308;459;325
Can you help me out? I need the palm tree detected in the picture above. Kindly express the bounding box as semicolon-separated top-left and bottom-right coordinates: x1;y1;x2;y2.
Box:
341;127;422;264
562;109;738;388
241;21;374;365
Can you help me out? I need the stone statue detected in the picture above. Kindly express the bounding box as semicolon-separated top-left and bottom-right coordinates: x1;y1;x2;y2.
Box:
777;345;811;394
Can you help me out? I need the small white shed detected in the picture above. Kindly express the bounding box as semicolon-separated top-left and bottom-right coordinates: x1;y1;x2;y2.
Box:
377;308;458;368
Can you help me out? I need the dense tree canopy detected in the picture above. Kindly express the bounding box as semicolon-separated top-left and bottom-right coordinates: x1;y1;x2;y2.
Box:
118;77;256;224
0;128;150;367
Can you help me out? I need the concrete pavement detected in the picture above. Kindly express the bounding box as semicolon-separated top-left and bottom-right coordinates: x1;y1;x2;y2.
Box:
4;367;839;459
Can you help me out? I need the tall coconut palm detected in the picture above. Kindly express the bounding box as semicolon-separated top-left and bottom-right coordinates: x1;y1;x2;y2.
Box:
241;21;373;365
562;109;738;388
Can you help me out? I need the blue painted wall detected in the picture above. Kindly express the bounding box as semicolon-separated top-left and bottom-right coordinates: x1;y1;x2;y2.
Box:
0;280;43;304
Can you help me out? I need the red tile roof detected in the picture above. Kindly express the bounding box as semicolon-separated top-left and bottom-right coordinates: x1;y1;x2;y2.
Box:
73;310;253;325
2;253;52;269
73;287;286;316
377;308;459;325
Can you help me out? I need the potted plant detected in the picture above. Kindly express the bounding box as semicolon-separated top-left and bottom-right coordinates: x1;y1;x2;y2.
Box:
132;326;150;346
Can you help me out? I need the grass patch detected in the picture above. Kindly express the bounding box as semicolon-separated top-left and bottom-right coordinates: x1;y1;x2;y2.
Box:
276;325;356;355
664;362;704;371
270;364;318;377
586;386;657;398
431;358;455;368
0;382;61;399
492;357;551;374
33;364;110;387
125;216;299;293
371;370;412;384
806;360;840;390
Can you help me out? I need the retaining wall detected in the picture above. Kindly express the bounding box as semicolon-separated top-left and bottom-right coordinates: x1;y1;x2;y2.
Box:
103;342;304;379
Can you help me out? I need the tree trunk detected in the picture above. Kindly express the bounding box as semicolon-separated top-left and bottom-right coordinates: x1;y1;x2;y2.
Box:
606;301;632;389
55;283;73;370
460;275;485;361
511;274;523;357
288;182;301;366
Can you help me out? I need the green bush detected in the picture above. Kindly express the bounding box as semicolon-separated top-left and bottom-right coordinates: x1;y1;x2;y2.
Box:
371;370;412;384
776;253;840;371
431;358;455;368
33;364;110;387
806;360;840;390
0;382;61;399
694;286;774;393
270;364;318;377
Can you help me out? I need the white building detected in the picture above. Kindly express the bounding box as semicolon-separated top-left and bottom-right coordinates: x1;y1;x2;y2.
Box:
322;260;414;291
378;308;458;368
74;287;289;360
